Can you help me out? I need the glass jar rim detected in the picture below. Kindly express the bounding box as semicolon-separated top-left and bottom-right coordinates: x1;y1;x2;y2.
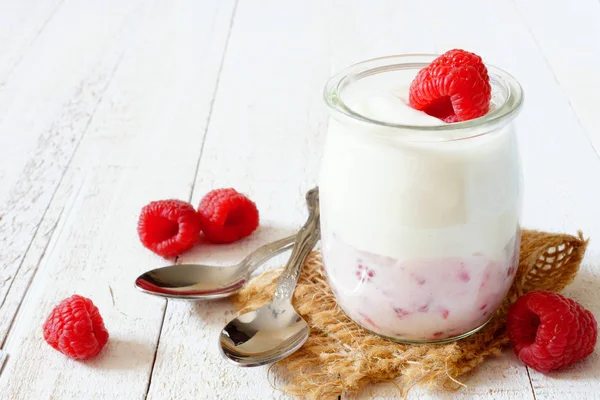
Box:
323;54;524;137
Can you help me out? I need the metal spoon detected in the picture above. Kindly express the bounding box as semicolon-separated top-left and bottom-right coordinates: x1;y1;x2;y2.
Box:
134;235;295;300
219;187;319;367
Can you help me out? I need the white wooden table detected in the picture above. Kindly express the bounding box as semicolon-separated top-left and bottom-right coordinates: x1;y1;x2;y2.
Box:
1;0;599;399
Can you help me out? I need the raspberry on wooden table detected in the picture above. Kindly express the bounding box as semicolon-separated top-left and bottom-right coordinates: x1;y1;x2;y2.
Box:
43;295;109;360
197;188;259;244
409;49;491;123
507;290;597;373
137;199;202;258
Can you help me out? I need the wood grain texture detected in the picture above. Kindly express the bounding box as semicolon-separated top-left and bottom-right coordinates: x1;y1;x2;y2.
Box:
0;0;234;398
1;0;599;399
0;0;146;344
513;0;600;155
0;0;65;80
146;1;330;398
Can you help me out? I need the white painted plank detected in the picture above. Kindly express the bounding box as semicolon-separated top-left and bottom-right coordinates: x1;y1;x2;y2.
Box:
511;2;600;395
513;0;600;154
0;0;142;201
322;0;436;70
0;0;234;398
0;0;146;344
146;1;334;399
0;0;64;80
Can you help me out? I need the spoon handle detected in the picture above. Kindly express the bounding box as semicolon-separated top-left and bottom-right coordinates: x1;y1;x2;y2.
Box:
238;234;296;275
274;187;320;301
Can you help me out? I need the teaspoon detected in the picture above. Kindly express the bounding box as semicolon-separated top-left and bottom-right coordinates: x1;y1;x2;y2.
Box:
134;234;295;300
218;187;319;367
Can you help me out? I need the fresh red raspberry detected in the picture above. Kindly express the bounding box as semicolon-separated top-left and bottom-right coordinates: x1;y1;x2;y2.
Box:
409;49;491;123
197;188;259;244
507;291;597;373
43;295;109;360
137;199;202;258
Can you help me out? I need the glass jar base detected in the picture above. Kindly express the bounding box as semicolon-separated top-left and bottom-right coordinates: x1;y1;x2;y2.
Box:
357;315;494;345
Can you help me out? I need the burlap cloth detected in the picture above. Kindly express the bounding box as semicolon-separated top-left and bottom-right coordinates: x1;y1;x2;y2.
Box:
232;229;588;399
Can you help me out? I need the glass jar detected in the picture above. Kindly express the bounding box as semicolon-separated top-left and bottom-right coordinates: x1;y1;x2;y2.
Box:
319;55;524;343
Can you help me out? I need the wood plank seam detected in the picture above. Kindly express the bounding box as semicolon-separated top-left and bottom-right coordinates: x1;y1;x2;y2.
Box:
525;367;537;400
0;173;87;379
0;0;65;87
0;0;151;333
0;171;88;345
142;0;241;397
0;348;7;376
187;0;241;200
509;0;600;162
0;46;128;345
510;1;594;397
0;193;66;349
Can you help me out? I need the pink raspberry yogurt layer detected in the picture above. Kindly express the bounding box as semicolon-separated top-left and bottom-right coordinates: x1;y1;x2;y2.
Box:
322;231;520;341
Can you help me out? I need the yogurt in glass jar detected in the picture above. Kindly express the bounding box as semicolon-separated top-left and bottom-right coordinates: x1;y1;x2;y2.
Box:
319;55;524;343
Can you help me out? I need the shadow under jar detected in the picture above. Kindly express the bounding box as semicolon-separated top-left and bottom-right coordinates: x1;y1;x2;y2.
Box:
319;55;524;343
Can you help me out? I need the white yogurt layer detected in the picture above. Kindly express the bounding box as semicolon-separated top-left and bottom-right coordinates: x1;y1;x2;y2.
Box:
352;90;444;126
320;83;520;261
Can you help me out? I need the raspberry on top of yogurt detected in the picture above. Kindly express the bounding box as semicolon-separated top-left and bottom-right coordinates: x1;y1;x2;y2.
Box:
408;49;492;123
349;49;492;127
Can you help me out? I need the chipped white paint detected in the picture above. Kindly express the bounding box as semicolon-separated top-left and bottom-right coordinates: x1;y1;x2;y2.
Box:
0;0;236;398
0;0;599;399
0;0;147;345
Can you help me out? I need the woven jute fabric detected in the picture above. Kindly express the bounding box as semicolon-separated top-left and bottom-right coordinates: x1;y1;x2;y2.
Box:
233;229;588;399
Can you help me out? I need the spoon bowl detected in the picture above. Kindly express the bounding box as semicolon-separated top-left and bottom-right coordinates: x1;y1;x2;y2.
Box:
135;264;247;300
219;299;309;366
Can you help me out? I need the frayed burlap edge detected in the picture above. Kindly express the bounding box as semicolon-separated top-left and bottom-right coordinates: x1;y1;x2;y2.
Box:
232;229;588;399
